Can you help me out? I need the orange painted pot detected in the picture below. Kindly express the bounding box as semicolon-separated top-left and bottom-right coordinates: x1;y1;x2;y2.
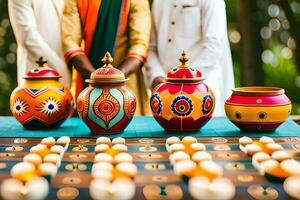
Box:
225;87;292;132
10;58;74;129
150;52;215;132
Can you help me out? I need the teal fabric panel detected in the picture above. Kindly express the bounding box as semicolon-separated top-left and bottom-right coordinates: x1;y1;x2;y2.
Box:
0;117;299;138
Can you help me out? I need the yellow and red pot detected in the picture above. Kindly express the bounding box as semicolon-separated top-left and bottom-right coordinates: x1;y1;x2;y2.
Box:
225;87;291;132
150;52;215;132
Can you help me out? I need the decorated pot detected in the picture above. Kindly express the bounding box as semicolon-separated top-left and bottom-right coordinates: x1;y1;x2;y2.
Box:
150;51;215;132
225;87;292;132
10;57;74;129
77;52;136;134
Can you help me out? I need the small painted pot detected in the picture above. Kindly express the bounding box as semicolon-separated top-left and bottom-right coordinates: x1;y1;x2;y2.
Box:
150;51;215;132
225;87;292;132
77;52;136;134
10;57;74;129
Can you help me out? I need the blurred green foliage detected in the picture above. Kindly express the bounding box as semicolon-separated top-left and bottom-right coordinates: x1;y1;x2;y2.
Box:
0;0;300;115
0;0;17;115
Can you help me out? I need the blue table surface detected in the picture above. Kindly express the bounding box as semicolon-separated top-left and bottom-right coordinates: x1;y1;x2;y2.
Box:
0;116;299;138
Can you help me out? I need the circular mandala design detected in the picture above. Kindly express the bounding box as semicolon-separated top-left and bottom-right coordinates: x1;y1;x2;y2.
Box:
202;95;213;115
171;96;193;117
98;100;114;115
150;93;162;115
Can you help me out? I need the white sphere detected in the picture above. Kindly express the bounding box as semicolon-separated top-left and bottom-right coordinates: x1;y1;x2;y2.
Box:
192;152;212;163
96;137;111;145
112;137;126;145
41;137;56;147
26;176;49;200
50;145;64;154
11;162;35;180
173;160;196;176
56;136;71;145
94;153;113;163
284;176;300;199
38;163;58;177
189;177;235;200
239;136;253;145
169;143;185;153
259;136;274;144
43;153;61;167
281;159;300;176
116;163;137;177
169;151;190;165
23;153;42;166
92;162;114;173
114;153;133;163
166;137;181;145
94;144;110;153
0;178;23;200
111;144;128;152
110;178;136;200
89;179;110;200
190;143;206;152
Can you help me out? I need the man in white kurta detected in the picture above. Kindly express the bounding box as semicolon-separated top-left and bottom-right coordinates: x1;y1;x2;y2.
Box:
145;0;234;116
8;0;71;87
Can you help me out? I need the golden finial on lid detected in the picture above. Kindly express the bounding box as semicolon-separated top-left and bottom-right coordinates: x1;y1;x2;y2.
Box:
36;57;47;68
102;52;114;67
179;51;189;68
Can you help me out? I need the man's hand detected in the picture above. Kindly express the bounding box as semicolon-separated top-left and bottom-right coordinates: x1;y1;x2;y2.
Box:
68;54;95;78
119;57;143;76
152;76;165;90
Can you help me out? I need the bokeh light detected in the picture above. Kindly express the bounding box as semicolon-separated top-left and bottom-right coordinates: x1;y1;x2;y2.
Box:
1;18;10;28
262;49;278;67
0;27;6;37
0;71;10;92
0;57;6;69
281;47;293;59
0;37;4;46
291;2;300;14
282;20;290;30
260;26;272;39
229;29;241;44
287;37;296;50
295;76;300;88
9;43;17;53
268;4;280;17
269;18;281;31
6;53;16;64
280;31;290;44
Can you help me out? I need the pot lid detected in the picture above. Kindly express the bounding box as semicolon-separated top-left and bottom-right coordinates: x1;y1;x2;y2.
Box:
167;51;203;81
24;57;61;79
89;52;126;82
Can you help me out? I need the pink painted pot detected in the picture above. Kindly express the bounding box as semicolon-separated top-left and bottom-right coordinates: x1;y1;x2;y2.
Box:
225;87;292;132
